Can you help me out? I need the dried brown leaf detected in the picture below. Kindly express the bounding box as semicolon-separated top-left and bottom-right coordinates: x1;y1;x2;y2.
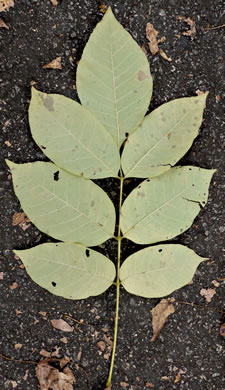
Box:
159;49;172;62
200;288;216;303
23;369;29;381
51;319;74;332
151;298;175;342
120;383;128;388
182;17;196;40
146;23;159;55
220;323;225;337
43;57;62;70
12;212;27;226
10;281;18;290
211;280;220;287
0;0;14;12
36;357;75;390
158;36;166;44
15;343;22;350
145;382;155;388
40;349;51;358
97;341;106;352
60;337;68;344
0;18;9;28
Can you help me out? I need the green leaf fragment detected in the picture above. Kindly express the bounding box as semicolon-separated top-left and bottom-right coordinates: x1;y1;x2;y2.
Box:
77;7;153;147
7;160;115;246
121;166;215;244
29;88;120;179
120;244;206;298
14;243;116;299
122;93;208;178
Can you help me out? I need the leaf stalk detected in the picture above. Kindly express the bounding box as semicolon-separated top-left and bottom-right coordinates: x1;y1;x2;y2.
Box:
106;176;123;388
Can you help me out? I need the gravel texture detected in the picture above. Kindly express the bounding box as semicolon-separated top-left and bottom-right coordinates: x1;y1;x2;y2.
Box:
0;0;224;389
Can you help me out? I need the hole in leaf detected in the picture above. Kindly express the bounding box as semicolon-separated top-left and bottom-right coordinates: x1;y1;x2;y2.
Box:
41;145;46;149
147;179;150;182
158;249;163;253
125;132;129;137
52;282;56;287
54;171;59;181
189;168;192;171
86;249;90;257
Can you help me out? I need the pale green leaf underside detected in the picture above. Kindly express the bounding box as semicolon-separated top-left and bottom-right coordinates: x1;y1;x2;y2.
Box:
121;93;208;178
121;166;215;244
77;7;153;147
29;88;120;179
7;161;115;246
120;244;206;298
14;243;116;300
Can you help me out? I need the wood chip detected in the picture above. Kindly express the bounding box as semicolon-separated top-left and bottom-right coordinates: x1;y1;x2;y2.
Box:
159;49;172;62
151;298;175;342
15;309;22;315
4;140;12;147
12;212;30;226
0;272;3;280
0;18;9;29
43;57;62;70
200;288;216;303
51;319;74;332
11;381;17;388
146;22;159;55
50;0;58;5
0;0;14;12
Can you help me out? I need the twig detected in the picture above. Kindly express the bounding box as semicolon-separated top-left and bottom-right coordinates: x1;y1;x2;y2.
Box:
0;353;37;365
64;315;88;326
204;24;225;31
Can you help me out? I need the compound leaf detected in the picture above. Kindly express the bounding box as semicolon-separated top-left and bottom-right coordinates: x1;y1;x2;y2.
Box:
120;244;206;298
7;161;115;246
29;88;120;179
14;243;116;300
121;166;215;244
122;93;208;178
77;7;152;147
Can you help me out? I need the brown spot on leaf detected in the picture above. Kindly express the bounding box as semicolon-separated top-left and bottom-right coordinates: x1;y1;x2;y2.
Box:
138;70;148;81
43;95;54;112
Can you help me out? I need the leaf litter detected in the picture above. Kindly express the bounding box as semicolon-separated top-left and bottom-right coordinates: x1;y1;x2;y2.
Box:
0;18;9;29
51;319;74;332
43;57;62;70
200;288;216;303
151;298;175;342
36;356;75;390
0;0;14;12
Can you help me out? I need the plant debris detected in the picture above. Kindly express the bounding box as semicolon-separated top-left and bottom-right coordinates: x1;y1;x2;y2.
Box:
50;0;58;5
0;18;9;28
181;16;196;40
51;319;74;332
146;23;159;55
0;0;14;12
10;281;18;290
151;298;175;342
36;356;75;390
43;57;62;70
12;212;30;231
159;49;172;62
200;288;216;303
